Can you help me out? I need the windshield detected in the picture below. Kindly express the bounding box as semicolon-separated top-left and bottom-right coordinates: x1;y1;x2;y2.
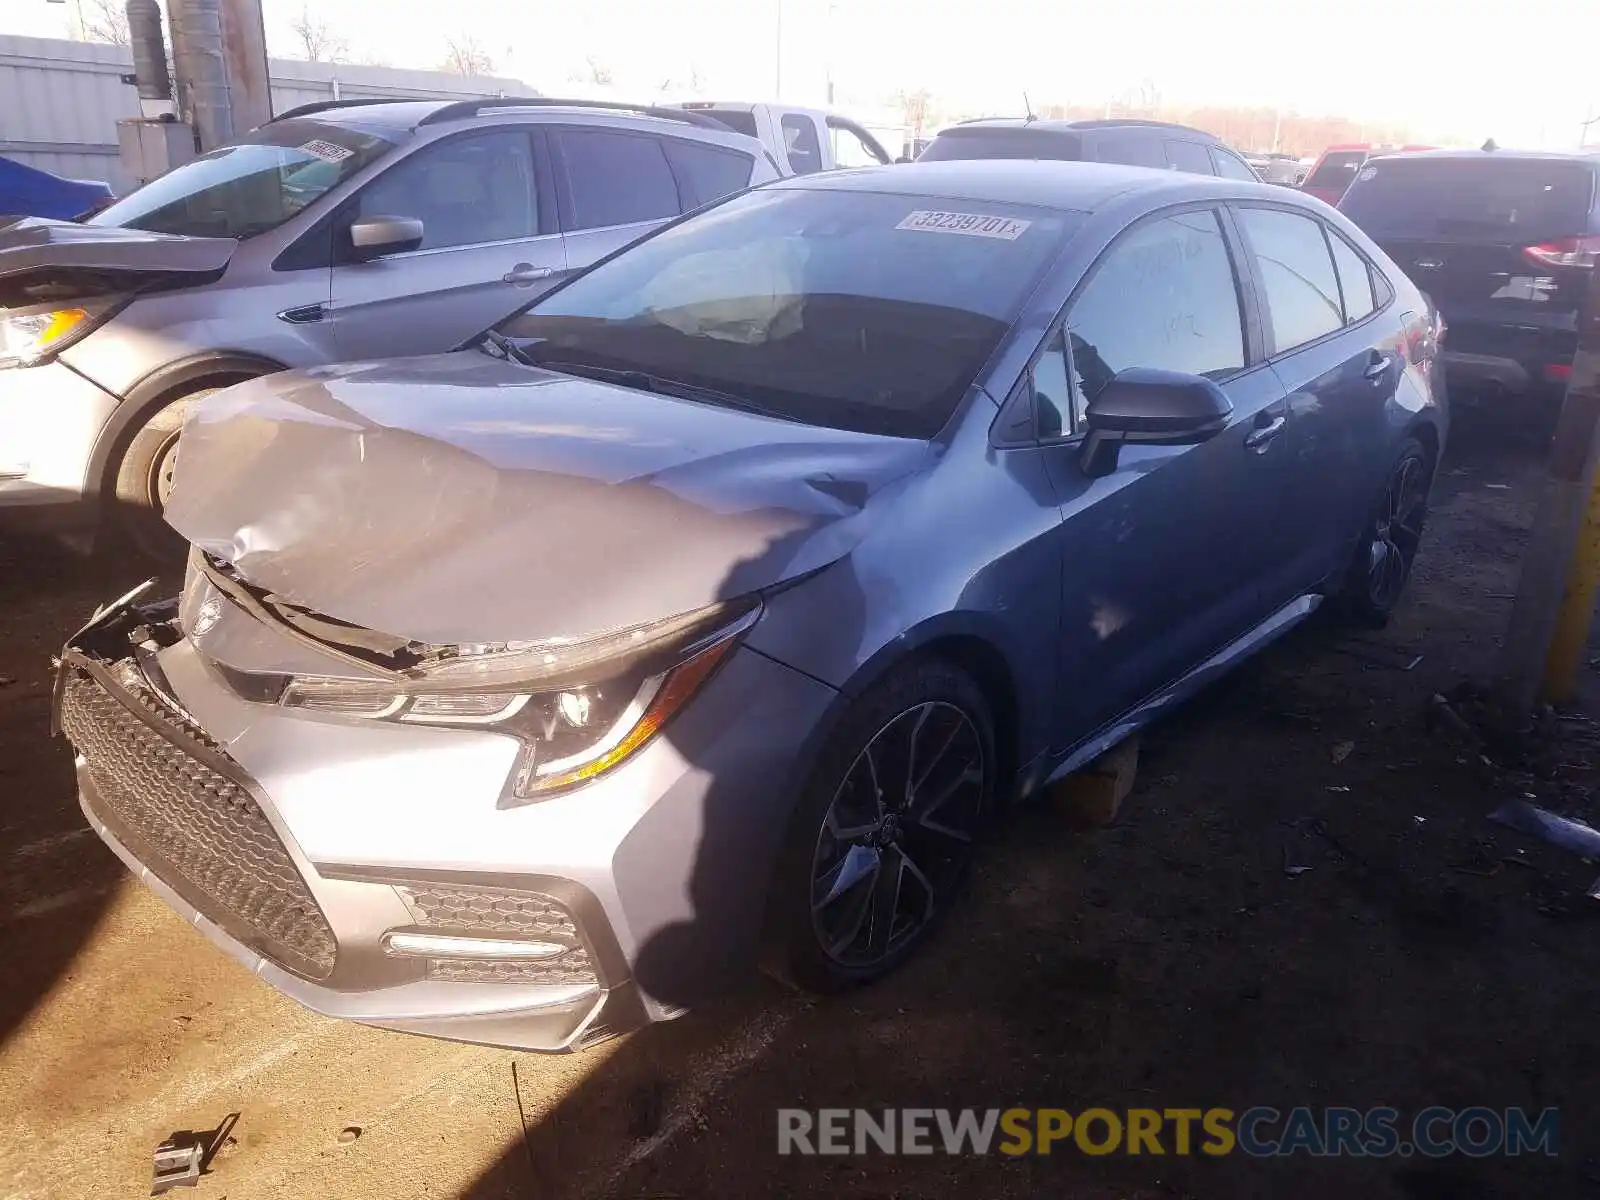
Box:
89;119;398;239
498;187;1074;438
1339;158;1596;242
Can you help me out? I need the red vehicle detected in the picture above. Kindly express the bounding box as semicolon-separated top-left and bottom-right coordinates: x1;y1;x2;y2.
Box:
1301;143;1436;205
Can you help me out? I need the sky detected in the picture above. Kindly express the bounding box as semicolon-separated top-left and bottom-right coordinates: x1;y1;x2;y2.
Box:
8;0;1599;148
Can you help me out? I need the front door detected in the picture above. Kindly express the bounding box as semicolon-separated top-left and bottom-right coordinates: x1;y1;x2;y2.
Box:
330;128;564;362
1031;207;1297;744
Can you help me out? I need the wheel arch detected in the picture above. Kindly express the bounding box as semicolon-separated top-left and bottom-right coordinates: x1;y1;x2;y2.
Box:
85;350;289;503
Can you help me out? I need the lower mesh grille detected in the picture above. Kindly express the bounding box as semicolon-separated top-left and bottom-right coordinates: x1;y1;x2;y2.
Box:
397;882;596;986
59;659;338;980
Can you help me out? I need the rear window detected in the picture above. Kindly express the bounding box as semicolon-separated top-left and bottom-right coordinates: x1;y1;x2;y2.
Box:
918;129;1082;162
1339;158;1597;242
698;109;759;140
1305;150;1367;189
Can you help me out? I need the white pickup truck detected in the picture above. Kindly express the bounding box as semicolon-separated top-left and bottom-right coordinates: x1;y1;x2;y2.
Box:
671;102;900;176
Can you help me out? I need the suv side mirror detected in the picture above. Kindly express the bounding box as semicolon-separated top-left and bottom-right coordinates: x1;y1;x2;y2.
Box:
348;215;424;261
1080;367;1233;477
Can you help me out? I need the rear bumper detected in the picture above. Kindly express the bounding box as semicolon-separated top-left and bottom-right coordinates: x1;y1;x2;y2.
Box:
1441;319;1577;398
0;360;119;509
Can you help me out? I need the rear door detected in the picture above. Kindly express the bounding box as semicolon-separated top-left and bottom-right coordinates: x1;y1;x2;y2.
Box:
1233;203;1407;594
553;127;687;271
328;128;562;361
1338;156;1597;376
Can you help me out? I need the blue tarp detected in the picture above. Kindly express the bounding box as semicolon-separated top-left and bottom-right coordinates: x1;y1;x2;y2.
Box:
0;155;113;221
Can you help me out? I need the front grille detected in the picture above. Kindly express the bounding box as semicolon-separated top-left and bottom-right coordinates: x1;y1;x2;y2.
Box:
59;659;338;980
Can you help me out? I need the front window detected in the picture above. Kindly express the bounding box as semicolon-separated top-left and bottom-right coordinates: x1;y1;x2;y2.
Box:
498;187;1075;439
89;119;397;239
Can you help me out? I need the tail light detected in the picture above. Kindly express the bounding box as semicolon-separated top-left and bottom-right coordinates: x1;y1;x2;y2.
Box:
1522;236;1600;269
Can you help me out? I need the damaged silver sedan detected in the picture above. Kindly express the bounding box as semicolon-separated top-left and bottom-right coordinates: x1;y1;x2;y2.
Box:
56;161;1444;1050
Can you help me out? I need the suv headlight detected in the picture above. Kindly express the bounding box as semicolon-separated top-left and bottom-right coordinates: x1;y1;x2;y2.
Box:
278;599;760;800
0;298;122;368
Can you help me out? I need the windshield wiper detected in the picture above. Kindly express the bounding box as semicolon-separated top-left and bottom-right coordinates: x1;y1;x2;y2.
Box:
477;327;540;366
534;358;799;423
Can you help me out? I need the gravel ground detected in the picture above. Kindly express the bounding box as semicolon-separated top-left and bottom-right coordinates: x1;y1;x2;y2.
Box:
4;417;1600;1200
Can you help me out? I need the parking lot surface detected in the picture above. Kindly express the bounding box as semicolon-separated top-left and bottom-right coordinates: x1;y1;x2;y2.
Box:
5;419;1600;1199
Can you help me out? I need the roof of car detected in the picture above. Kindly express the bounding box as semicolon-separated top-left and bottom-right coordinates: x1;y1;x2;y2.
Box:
1365;147;1600;166
268;96;736;135
936;117;1222;142
775;158;1244;213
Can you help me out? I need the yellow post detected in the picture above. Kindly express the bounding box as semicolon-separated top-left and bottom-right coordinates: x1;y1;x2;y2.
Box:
1542;468;1600;705
1536;269;1600;707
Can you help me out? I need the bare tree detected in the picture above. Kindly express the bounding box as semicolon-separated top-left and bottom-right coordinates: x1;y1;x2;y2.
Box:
80;0;130;46
584;55;614;85
289;5;348;64
440;35;495;77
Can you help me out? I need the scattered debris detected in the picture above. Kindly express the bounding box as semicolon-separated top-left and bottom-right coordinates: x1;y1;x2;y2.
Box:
152;1136;203;1194
152;1114;237;1195
1489;799;1600;859
1282;845;1315;877
338;1126;362;1145
1413;815;1428;826
1333;639;1423;671
1427;692;1479;742
1331;741;1355;764
0;674;15;688
1327;785;1351;793
1484;482;1510;489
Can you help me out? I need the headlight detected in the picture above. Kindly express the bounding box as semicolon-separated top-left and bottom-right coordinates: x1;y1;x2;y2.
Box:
279;599;759;799
0;298;121;368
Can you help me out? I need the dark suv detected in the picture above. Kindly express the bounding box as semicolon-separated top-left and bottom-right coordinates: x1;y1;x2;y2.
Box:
1339;149;1600;411
916;118;1260;180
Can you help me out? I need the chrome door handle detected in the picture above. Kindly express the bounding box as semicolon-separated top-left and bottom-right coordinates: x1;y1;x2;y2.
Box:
504;263;554;285
1364;354;1393;381
1244;413;1287;450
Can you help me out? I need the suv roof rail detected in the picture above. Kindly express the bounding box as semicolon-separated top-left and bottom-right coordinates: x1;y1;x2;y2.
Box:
267;97;423;124
416;96;727;130
1065;118;1213;135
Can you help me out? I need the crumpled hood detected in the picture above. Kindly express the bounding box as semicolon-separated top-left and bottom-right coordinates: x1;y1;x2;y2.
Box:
164;353;931;646
0;216;234;307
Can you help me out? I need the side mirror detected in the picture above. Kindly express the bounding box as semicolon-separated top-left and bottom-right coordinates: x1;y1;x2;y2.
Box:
1079;367;1232;477
348;215;424;261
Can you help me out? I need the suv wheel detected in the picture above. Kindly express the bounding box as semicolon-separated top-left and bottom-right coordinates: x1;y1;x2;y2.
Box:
110;389;218;564
763;658;995;992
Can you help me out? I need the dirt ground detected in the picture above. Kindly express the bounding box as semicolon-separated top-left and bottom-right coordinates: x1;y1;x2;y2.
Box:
6;416;1600;1199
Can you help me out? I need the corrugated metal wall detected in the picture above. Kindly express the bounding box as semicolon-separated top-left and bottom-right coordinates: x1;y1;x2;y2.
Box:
0;34;538;194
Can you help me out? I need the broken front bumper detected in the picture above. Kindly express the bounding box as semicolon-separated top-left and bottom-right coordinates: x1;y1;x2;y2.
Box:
54;592;641;1051
53;584;837;1051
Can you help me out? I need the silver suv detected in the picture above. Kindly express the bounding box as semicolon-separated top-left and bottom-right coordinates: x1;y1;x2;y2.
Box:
0;97;779;555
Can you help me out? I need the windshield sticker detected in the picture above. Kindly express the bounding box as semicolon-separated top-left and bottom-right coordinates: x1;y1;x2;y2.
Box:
297;139;354;163
896;210;1032;240
1356;166;1378;182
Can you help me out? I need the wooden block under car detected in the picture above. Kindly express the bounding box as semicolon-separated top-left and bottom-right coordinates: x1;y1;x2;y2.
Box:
1049;737;1139;826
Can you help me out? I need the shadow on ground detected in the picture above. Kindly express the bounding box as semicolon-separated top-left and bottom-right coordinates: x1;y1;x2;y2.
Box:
454;414;1600;1200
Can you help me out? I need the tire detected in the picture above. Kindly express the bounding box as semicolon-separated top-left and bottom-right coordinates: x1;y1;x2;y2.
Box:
762;657;996;993
1339;436;1433;628
110;389;216;564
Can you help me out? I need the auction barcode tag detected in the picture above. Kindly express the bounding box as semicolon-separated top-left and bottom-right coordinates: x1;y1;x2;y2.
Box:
896;210;1031;240
298;139;354;162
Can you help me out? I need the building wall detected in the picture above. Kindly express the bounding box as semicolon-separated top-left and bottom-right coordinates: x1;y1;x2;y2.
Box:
0;35;537;194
